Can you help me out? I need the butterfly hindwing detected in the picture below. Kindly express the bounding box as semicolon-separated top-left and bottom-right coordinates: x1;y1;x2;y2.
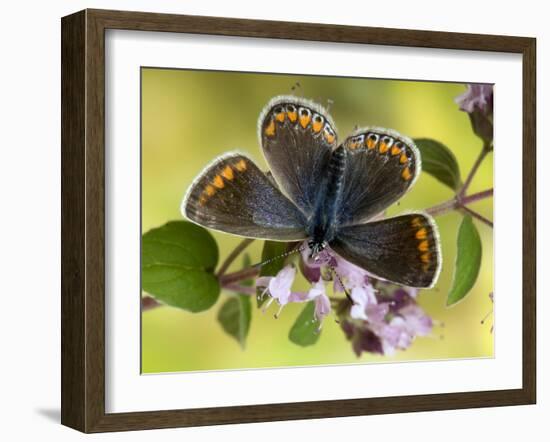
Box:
337;128;420;226
331;213;441;288
182;153;307;241
259;95;338;215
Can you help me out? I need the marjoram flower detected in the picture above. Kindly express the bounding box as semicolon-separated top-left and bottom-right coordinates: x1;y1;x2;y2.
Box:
341;286;433;357
455;83;493;146
256;264;331;324
257;242;434;355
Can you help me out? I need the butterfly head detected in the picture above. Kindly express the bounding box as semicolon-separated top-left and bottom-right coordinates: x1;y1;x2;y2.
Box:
307;239;327;260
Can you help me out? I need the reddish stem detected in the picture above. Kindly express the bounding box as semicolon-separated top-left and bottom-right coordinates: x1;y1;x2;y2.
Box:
216;238;255;277
460;144;491;198
425;188;493;217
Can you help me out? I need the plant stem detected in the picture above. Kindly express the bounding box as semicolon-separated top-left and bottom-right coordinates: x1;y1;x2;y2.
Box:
425;188;493;217
223;283;256;295
460;143;492;198
461;188;494;204
460;206;494;228
216;238;255;277
424;197;459;217
219;266;260;286
142;296;161;311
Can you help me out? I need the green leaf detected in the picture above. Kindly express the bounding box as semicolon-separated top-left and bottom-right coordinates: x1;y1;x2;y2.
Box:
143;267;220;312
447;215;482;306
414;138;462;190
142;221;220;312
257;241;289;307
217;294;252;348
259;241;288;277
142;221;218;271
289;302;321;347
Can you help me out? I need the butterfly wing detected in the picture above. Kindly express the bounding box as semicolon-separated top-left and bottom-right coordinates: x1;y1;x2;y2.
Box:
259;96;338;214
182;153;307;241
337;127;421;226
331;213;441;288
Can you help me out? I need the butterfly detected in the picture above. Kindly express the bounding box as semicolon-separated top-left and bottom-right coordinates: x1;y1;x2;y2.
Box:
182;96;441;288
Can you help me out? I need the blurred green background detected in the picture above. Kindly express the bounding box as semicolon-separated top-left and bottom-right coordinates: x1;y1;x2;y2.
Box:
141;68;493;373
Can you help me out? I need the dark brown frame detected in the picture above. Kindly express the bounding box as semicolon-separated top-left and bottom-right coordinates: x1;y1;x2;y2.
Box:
61;8;536;433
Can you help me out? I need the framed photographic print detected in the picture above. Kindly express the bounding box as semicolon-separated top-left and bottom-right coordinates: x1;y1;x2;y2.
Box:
61;9;536;433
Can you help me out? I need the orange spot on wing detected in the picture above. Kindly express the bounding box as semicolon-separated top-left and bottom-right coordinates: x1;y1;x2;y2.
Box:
205;185;216;196
411;217;423;228
299;113;311;128
324;131;335;144
366;136;377;150
400;153;408;164
265;119;276;137
418;240;430;252
235;159;247;172
287;111;297;122
391;145;401;156
415;228;427;240
379;141;390;154
275;112;285;123
312;120;323;133
221;165;234;180
420;252;431;264
402;166;412;181
212;175;225;189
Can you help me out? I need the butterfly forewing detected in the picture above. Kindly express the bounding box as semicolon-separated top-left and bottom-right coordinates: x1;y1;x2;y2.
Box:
182;153;308;241
337;128;420;226
259;96;338;215
331;213;441;288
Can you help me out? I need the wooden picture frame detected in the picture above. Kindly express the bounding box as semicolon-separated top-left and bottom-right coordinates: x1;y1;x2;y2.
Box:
61;8;536;433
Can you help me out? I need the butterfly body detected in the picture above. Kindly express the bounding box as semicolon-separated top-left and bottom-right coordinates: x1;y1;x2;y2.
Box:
308;145;347;250
182;95;442;288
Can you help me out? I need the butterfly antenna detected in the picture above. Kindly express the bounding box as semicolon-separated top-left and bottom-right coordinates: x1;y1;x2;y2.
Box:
290;81;302;96
327;263;354;305
251;243;306;269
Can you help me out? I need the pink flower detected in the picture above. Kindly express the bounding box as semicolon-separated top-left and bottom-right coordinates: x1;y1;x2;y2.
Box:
256;244;434;356
256;265;331;324
349;286;378;321
307;281;331;323
340;283;433;357
256;265;297;306
455;84;493;114
455;84;493;145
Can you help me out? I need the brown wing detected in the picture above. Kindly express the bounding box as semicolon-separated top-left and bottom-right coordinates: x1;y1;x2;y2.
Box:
337;127;421;226
259;95;338;215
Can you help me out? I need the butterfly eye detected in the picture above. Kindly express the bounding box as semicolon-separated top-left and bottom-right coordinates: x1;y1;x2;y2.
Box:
312;114;324;133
